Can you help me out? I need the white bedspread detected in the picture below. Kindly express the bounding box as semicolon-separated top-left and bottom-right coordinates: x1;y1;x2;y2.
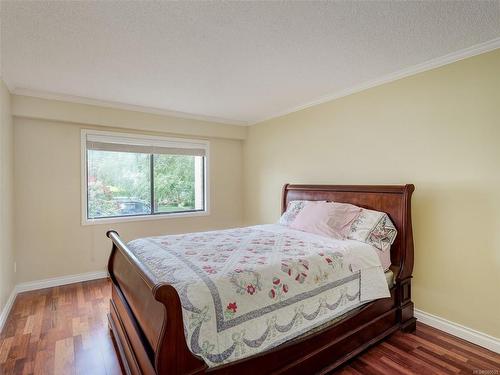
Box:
127;224;390;367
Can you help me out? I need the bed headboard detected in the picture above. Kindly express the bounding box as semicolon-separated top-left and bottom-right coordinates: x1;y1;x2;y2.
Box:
282;184;415;282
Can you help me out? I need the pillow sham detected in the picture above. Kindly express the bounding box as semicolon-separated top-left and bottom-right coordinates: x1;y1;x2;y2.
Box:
278;200;308;226
289;201;361;240
347;208;397;253
327;202;363;238
377;248;392;272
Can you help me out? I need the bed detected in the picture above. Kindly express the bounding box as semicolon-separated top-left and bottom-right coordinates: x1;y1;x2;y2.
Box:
107;184;416;375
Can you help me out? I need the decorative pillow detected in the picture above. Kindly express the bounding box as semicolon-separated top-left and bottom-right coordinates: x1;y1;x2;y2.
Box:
290;201;361;239
347;208;397;253
278;200;308;226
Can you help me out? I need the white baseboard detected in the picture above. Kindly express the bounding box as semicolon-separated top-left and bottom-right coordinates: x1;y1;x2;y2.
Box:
3;272;499;356
15;270;108;293
0;289;17;333
0;270;108;334
415;309;500;354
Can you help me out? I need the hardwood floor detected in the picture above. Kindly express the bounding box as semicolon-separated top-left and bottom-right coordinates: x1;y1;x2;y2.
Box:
336;325;500;375
1;278;499;375
0;279;121;375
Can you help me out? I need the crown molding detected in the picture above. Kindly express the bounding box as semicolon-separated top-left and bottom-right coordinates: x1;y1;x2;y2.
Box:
0;74;12;90
0;74;16;93
250;37;500;125
11;88;249;126
7;38;500;127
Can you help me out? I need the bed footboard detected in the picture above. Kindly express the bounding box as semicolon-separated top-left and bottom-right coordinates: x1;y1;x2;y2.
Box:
107;230;208;375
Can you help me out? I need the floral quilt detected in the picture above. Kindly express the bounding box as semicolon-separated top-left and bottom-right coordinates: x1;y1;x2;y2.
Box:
127;224;390;367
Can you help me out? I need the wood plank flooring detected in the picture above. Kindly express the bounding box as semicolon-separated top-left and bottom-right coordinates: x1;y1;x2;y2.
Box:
1;278;499;375
0;279;121;375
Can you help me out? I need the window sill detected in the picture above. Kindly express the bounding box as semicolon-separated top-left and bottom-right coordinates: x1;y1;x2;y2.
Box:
81;210;209;226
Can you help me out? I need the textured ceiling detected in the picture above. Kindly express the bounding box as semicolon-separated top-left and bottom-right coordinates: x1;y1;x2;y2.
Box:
2;1;500;124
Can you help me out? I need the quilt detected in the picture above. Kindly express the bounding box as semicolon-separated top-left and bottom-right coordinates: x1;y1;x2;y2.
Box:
127;224;390;367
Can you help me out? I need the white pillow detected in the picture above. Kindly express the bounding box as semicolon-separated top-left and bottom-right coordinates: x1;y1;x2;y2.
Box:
279;200;308;226
347;208;397;253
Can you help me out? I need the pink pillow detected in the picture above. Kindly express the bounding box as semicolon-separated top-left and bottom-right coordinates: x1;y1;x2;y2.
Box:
377;249;392;271
290;202;361;240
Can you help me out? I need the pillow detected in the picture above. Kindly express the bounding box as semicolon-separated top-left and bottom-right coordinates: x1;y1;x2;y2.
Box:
347;208;397;253
327;202;363;238
278;200;309;226
377;249;392;272
290;201;361;239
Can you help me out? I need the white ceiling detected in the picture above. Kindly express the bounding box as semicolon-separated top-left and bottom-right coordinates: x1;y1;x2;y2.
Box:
2;1;500;125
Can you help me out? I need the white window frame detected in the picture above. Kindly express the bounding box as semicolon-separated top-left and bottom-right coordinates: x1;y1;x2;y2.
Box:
81;129;210;225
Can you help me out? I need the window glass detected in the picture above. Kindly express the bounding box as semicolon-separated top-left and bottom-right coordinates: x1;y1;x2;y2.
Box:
153;154;204;213
87;150;151;219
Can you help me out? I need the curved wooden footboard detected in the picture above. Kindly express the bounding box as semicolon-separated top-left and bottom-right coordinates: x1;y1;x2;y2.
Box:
107;184;415;374
107;231;207;375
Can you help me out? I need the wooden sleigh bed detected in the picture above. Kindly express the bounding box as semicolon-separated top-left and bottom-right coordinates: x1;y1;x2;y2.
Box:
107;184;416;375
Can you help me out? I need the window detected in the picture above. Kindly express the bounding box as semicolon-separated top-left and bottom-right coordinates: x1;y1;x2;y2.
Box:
82;130;208;224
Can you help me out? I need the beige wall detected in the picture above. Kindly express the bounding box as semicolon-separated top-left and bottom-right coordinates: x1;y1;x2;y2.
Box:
0;79;15;313
14;115;244;284
244;49;500;337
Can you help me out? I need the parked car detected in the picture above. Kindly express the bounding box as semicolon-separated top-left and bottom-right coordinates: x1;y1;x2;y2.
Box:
115;199;151;215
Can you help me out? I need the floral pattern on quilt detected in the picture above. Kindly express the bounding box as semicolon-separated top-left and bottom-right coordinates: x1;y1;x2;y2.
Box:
127;225;389;367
